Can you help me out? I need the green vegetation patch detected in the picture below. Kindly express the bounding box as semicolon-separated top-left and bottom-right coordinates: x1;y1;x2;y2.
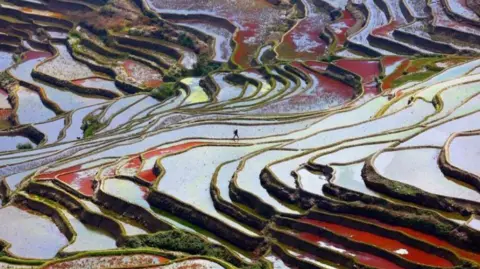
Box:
123;230;268;269
0;71;16;89
150;82;177;101
16;143;33;150
320;54;342;63
164;56;222;82
0;255;45;267
392;70;436;88
380;55;468;89
178;33;195;50
192;56;222;77
81;115;105;138
410;56;441;67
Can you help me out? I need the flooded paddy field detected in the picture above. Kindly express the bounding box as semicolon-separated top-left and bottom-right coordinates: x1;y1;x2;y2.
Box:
0;0;479;268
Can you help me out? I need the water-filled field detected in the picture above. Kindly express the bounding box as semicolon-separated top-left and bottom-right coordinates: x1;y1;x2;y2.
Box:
0;0;480;268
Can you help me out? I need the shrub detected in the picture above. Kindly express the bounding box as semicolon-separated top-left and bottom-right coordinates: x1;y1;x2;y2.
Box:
13;54;22;63
123;230;268;269
193;62;221;77
0;71;16;89
124;230;234;263
191;55;222;77
150;82;177;101
69;31;81;40
16;142;33;150
81;115;104;138
178;33;194;49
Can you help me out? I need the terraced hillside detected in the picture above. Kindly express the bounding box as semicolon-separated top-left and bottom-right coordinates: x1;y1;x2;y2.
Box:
0;0;480;268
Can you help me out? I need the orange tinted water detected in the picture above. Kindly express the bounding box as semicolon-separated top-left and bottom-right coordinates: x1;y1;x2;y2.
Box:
382;59;410;90
20;7;64;19
71;78;106;86
353;215;480;264
23;51;52;61
382;56;406;68
298;232;404;269
144;80;163;88
302;218;454;267
372;21;402;37
36;165;82;180
332;10;356;46
121;156;142;171
335;60;380;84
276;17;327;61
0;109;12;119
292;62;354;99
72;79;86;86
232;22;259;68
139;185;149;199
21;7;33;12
406;62;422;73
334;60;381;95
57;167;99;196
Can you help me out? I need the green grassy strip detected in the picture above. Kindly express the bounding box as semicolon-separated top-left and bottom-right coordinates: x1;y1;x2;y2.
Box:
122;230;269;269
392;70;437;88
0;255;45;266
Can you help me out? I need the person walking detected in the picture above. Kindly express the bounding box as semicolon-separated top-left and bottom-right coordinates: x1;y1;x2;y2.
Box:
233;129;239;142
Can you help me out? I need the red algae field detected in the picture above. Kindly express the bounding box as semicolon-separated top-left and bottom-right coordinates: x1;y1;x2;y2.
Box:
0;0;479;268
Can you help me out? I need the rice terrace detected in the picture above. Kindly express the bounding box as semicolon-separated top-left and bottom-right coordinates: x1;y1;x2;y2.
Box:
0;0;480;268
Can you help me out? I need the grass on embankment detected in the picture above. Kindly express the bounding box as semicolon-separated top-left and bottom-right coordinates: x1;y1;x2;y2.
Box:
392;70;437;88
122;230;269;269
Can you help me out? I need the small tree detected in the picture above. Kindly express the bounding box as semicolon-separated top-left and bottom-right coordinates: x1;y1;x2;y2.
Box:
150;82;177;101
81;115;104;138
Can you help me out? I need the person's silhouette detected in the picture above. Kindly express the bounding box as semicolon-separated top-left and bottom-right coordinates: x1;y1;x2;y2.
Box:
233;129;239;142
